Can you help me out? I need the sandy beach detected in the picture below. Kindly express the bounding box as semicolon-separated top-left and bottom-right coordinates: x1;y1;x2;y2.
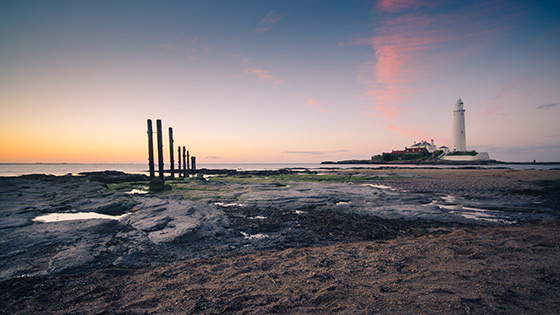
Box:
1;168;559;314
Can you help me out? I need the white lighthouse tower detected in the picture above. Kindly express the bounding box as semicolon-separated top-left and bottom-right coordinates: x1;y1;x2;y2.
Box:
451;97;466;152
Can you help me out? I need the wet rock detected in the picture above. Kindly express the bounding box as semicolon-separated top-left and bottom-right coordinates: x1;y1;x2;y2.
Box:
79;171;148;183
47;245;96;274
149;177;170;192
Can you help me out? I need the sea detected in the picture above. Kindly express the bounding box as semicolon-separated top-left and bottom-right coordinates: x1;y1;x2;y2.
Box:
1;162;559;177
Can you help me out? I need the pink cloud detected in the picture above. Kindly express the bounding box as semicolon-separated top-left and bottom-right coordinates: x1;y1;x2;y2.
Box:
378;0;441;13
362;1;520;122
378;0;419;12
160;37;209;61
185;53;199;61
231;54;250;63
483;104;505;115
245;68;284;84
364;31;444;120
298;94;328;113
259;11;286;25
484;77;532;114
253;11;287;34
253;26;273;34
493;78;525;101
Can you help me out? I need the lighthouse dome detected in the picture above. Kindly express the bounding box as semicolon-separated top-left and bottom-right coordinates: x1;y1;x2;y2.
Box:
455;97;464;110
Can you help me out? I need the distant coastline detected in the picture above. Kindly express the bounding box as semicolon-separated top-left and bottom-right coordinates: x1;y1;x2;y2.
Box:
321;159;560;166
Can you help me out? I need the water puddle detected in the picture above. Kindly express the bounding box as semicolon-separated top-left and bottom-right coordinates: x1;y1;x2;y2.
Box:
248;216;267;220
427;195;517;224
33;212;128;223
362;183;396;190
126;188;149;195
439;204;517;224
240;232;269;240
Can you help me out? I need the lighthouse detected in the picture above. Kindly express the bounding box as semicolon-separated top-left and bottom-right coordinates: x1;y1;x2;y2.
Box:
451;97;466;152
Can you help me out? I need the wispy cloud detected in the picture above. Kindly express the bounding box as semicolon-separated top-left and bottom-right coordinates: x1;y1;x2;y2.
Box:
493;79;525;100
484;77;533;114
484;80;523;114
297;94;328;113
483;103;505;115
185;47;199;61
245;68;283;84
159;37;208;61
537;103;558;110
360;0;521;126
378;0;423;12
284;149;350;156
253;11;287;34
231;54;250;64
253;26;273;34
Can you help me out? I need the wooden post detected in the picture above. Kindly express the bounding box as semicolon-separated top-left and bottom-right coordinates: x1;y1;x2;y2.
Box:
147;119;155;179
182;146;187;177
156;119;164;180
187;150;190;176
191;156;196;177
168;127;174;179
177;147;182;178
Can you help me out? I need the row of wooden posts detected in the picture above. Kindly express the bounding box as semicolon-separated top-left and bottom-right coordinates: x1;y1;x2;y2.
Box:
147;119;196;180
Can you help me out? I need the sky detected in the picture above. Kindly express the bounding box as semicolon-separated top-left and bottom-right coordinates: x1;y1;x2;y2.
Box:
1;0;559;164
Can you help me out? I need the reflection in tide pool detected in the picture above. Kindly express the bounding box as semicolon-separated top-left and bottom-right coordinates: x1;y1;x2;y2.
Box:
362;183;395;190
248;216;267;220
126;189;148;194
429;195;518;224
439;204;517;224
240;232;269;240
33;212;128;222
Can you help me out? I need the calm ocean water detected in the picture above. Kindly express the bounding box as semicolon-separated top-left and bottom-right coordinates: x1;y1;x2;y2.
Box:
1;162;559;176
0;163;320;176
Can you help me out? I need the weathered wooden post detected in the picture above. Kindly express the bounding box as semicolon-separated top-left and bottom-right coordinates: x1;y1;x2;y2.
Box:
168;127;175;179
182;146;187;177
147;119;155;179
187;150;191;176
156;119;164;180
177;147;182;178
191;156;196;177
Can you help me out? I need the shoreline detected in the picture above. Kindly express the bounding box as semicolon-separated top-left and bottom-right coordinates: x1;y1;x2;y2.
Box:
2;161;560;178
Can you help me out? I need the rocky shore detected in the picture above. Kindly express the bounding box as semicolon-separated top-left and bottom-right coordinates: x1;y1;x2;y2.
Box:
1;168;559;313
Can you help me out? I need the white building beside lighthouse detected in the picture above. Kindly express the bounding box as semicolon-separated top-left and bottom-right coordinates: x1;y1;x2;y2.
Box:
451;97;466;152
